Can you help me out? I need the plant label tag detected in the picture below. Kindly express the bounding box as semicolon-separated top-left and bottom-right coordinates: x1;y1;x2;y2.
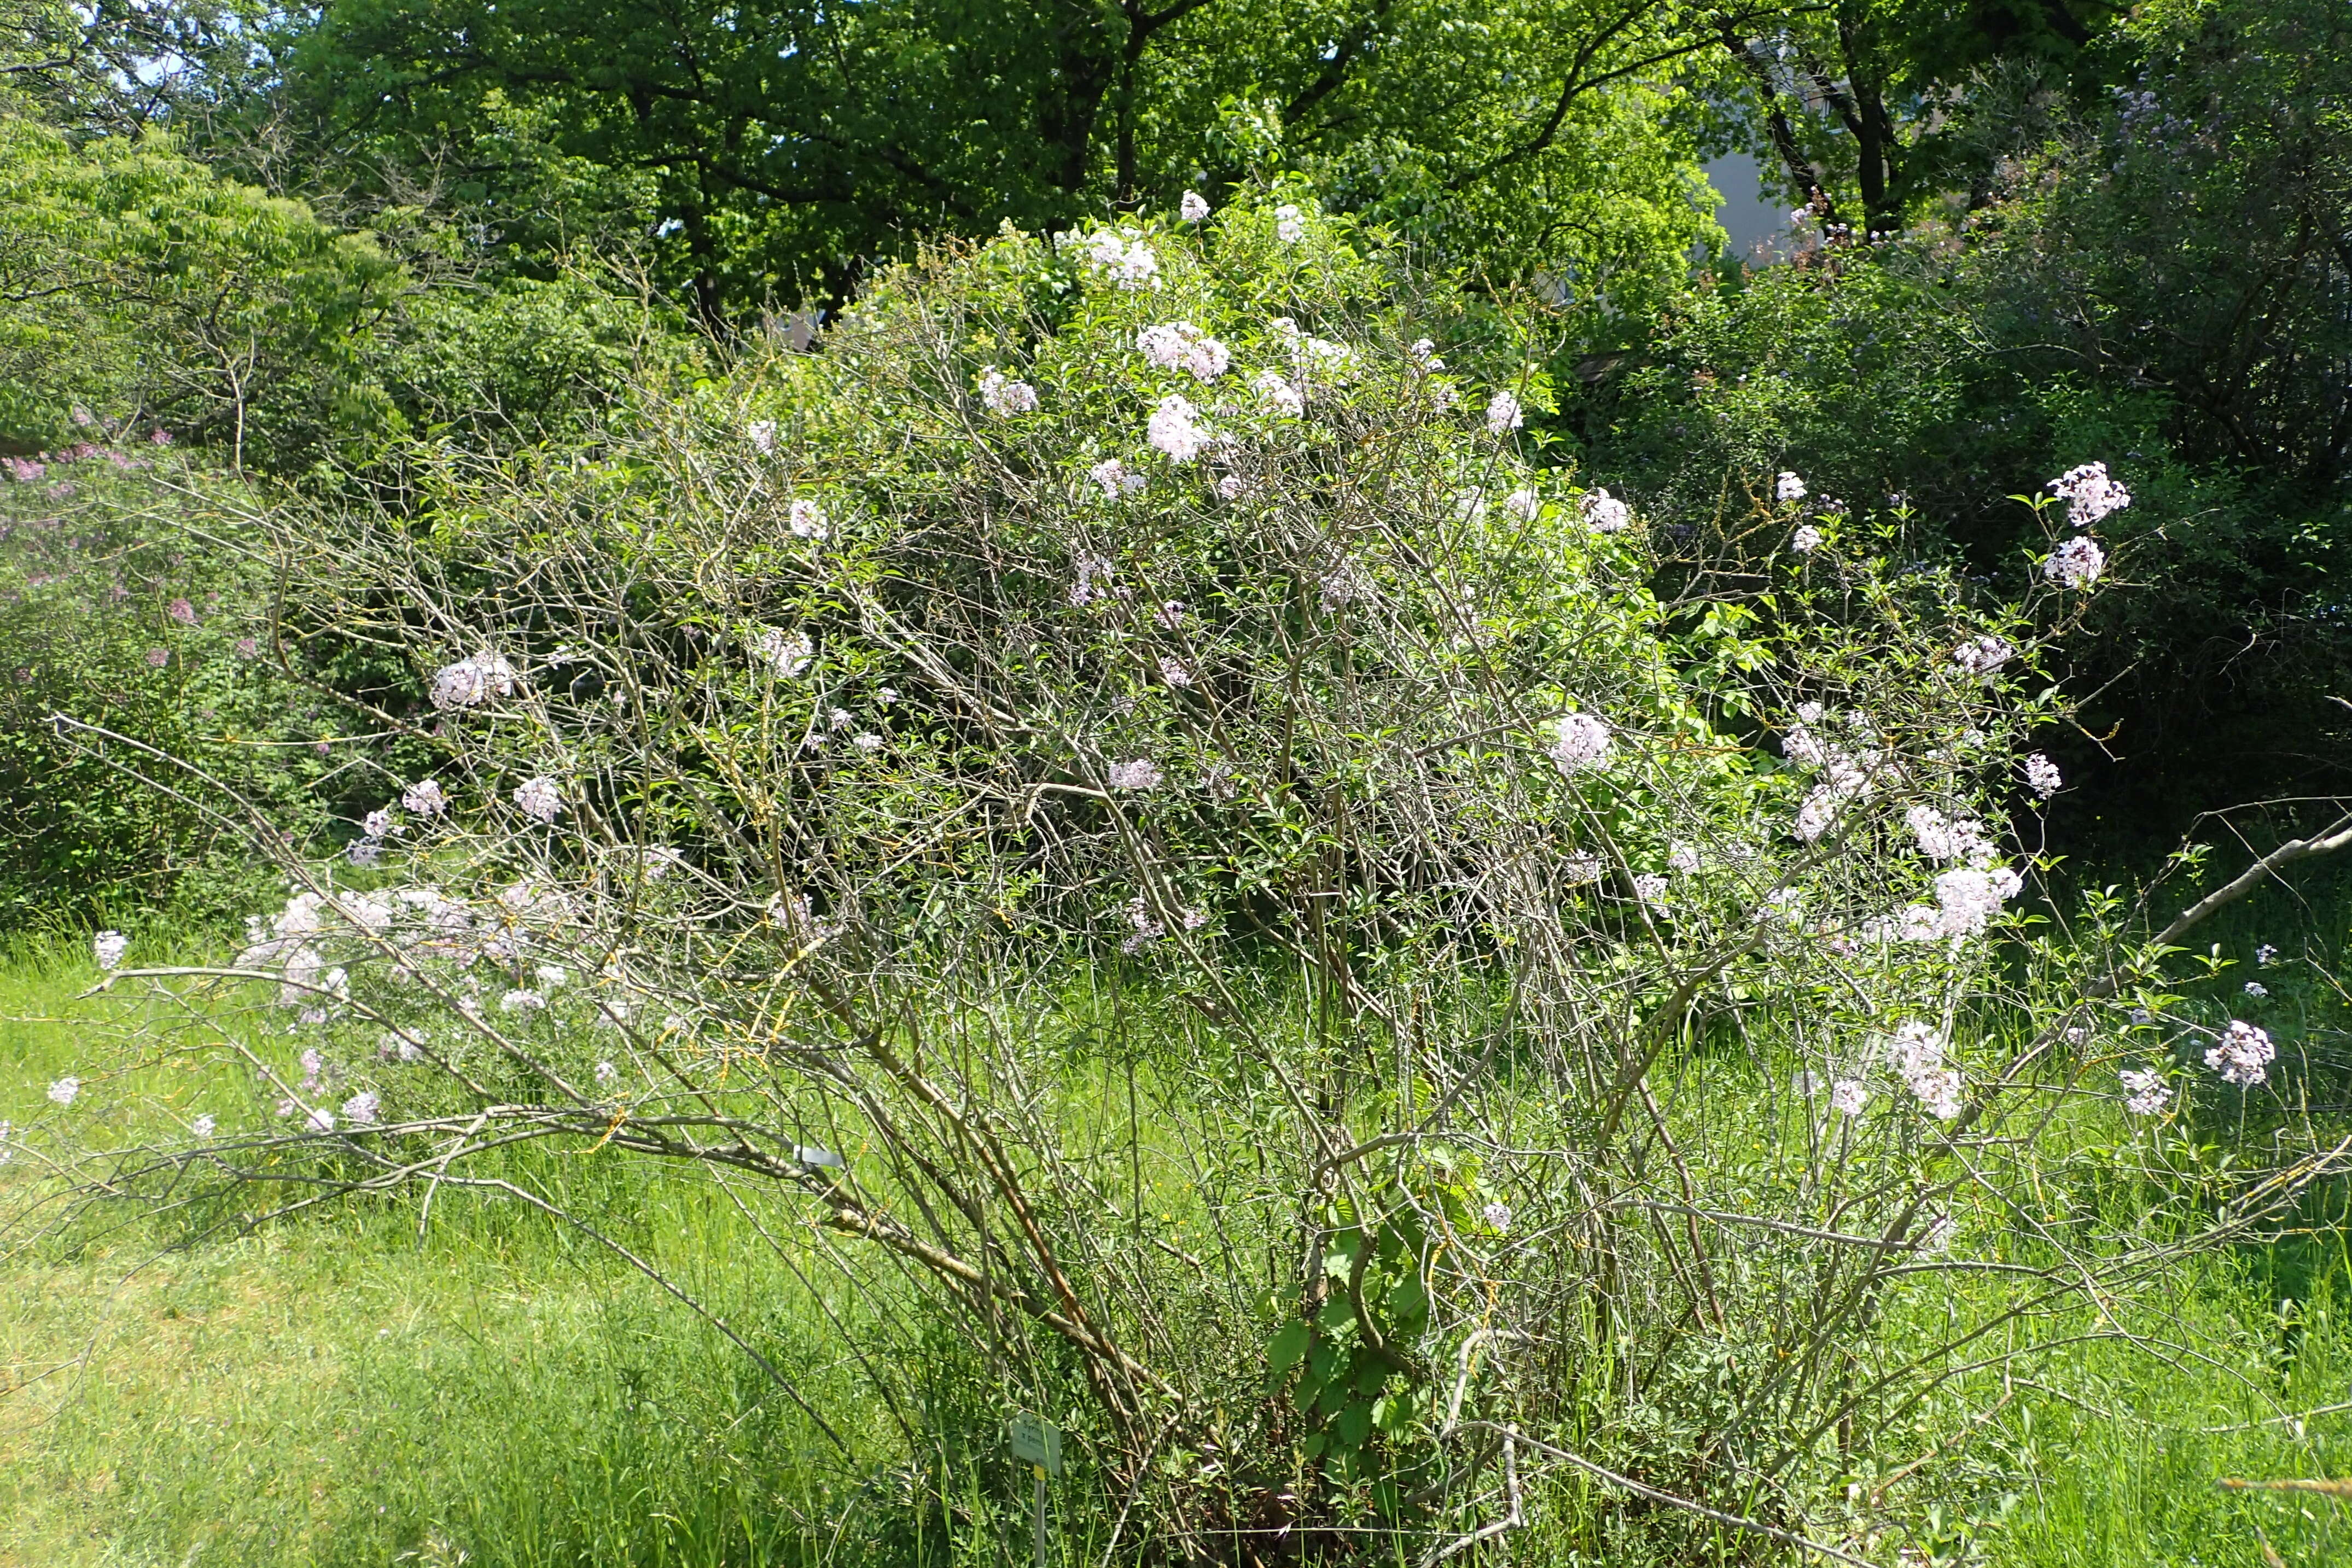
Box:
1008;1413;1061;1476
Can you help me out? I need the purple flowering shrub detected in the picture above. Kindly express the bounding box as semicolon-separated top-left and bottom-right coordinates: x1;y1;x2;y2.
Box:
59;202;2337;1558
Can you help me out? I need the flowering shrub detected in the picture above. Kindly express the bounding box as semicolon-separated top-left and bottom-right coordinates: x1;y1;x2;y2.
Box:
60;201;2341;1559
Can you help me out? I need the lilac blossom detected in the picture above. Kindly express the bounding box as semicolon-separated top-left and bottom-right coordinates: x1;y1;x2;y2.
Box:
1547;713;1612;774
1137;322;1230;382
513;776;563;824
2203;1019;2274;1087
1484;389;1523;435
2050;462;2131;528
93;930;127;970
2120;1068;2171;1116
2023;753;2062;799
1107;759;1164;790
1579;489;1632;533
430;652;519;710
1179;190;1211;222
1775;471;1807;503
2045;536;2106;589
788;499;828;540
1148;394;1210;462
978;368;1041;416
401;779;447;817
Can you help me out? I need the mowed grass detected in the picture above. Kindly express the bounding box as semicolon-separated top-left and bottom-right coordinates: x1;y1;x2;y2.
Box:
7;897;2352;1566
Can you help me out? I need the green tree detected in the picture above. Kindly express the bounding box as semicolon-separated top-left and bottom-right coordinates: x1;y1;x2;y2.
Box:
265;0;1763;327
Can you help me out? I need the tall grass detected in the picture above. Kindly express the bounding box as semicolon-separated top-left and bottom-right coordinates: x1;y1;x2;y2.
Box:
9;872;2352;1566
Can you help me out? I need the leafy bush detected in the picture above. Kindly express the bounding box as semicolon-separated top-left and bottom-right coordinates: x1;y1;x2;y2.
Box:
0;448;339;928
50;199;2337;1562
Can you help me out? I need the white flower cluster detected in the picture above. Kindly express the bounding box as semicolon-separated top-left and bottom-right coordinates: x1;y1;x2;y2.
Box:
2204;1019;2274;1086
1069;553;1120;607
1179;190;1211;223
1786;712;1881;843
2120;1066;2172;1116
1792;524;1823;552
978;368;1041;417
1906;805;1992;864
1951;634;2013;679
788;498;828;540
1485;390;1523;436
1776;471;1807;503
48;1075;80;1106
2044;535;2106;589
1087;457;1148;500
1884;1021;1963;1120
430;651;517;710
1579;488;1632;534
2050;462;2130;529
1829;1079;1870;1116
1106;759;1163;790
1867;864;2025;944
402;779;447;817
1148;394;1212;462
94;929;127;970
1251;369;1305;418
1120;892;1209;953
1274;202;1307;243
1547;712;1612;775
2023;753;2062;799
753;627;814;677
1079;228;1161;289
1138;322;1230;382
513;776;563;825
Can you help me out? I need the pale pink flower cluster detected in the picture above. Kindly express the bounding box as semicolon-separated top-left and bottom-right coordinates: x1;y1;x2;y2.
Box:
94;930;127;970
514;776;563;824
1579;489;1631;533
1871;865;2024;943
1885;1022;1963;1120
48;1075;80;1106
1106;759;1163;790
1080;229;1160;289
430;651;518;710
2120;1066;2171;1115
754;626;813;677
1120;892;1208;952
1485;389;1523;436
402;779;446;817
1792;524;1823;552
342;1089;381;1125
1179;191;1211;223
1905;805;1991;864
1547;713;1612;774
1251;370;1305;418
1148;394;1211;462
1829;1080;1870;1116
1087;457;1147;500
788;499;828;539
1504;488;1542;522
1069;553;1119;607
977;368;1041;417
1137;322;1229;382
1775;471;1807;503
2204;1019;2274;1086
2023;753;2062;799
2045;535;2106;588
2050;462;2130;528
1951;634;2012;678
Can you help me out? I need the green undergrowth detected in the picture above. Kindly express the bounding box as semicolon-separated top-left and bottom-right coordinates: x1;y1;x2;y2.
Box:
7;917;2352;1567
